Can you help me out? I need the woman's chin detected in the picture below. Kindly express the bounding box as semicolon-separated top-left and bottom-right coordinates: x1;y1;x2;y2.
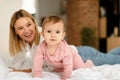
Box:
25;38;34;43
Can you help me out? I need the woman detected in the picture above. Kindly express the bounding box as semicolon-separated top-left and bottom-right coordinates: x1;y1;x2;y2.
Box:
8;9;120;73
9;9;42;72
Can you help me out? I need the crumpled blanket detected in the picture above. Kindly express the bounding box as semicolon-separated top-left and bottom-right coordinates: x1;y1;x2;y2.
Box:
1;57;120;80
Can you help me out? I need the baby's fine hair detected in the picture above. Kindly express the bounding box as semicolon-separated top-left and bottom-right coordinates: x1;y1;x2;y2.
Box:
42;16;64;29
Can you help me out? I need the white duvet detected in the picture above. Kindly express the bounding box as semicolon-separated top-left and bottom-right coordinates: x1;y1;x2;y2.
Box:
1;58;120;80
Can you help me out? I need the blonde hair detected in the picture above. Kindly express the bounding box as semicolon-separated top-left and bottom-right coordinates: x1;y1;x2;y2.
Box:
42;16;65;31
9;9;40;56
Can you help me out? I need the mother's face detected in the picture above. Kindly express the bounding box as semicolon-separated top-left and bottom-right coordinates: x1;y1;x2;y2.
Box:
14;17;36;44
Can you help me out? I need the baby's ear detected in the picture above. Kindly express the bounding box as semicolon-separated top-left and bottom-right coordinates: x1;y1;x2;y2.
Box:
62;32;66;39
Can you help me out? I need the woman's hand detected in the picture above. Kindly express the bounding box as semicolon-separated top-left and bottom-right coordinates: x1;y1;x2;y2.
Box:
9;67;16;72
9;67;32;73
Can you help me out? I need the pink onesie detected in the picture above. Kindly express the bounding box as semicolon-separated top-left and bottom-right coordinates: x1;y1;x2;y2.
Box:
33;40;94;79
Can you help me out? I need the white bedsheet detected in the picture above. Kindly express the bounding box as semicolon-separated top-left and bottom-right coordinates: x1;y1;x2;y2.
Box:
1;64;120;80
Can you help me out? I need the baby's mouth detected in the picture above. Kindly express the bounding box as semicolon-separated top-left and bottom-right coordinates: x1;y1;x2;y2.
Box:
50;39;56;41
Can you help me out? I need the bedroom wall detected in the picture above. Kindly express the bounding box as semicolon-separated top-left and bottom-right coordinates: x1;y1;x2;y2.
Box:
0;0;22;58
35;0;63;26
66;0;99;49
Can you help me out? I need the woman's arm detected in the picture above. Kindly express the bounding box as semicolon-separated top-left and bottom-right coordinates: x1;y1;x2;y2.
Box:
9;67;32;73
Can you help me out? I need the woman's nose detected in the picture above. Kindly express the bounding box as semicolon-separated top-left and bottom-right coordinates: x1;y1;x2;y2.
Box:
24;27;29;32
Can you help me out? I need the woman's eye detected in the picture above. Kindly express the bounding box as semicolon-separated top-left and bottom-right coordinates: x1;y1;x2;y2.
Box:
17;27;23;30
27;23;31;27
47;30;51;33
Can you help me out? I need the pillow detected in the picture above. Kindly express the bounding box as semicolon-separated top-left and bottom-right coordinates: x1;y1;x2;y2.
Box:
0;57;9;80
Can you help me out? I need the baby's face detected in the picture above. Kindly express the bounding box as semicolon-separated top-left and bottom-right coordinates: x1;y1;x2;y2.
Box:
42;21;65;46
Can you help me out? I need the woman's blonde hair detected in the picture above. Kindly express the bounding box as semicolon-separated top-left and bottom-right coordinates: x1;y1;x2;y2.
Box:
9;9;40;56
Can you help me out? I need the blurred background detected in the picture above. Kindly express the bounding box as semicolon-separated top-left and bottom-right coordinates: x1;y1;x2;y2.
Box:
0;0;119;58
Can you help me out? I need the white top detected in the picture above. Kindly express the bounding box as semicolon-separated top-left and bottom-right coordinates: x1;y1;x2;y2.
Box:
10;26;44;69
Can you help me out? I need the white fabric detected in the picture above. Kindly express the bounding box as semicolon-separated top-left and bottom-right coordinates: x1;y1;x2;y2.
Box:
0;57;9;80
1;63;120;80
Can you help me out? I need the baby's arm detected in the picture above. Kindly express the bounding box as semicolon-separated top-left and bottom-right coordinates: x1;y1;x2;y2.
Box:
33;46;44;78
61;54;73;80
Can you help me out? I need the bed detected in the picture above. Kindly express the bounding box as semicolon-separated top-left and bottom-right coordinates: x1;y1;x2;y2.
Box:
1;56;120;80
